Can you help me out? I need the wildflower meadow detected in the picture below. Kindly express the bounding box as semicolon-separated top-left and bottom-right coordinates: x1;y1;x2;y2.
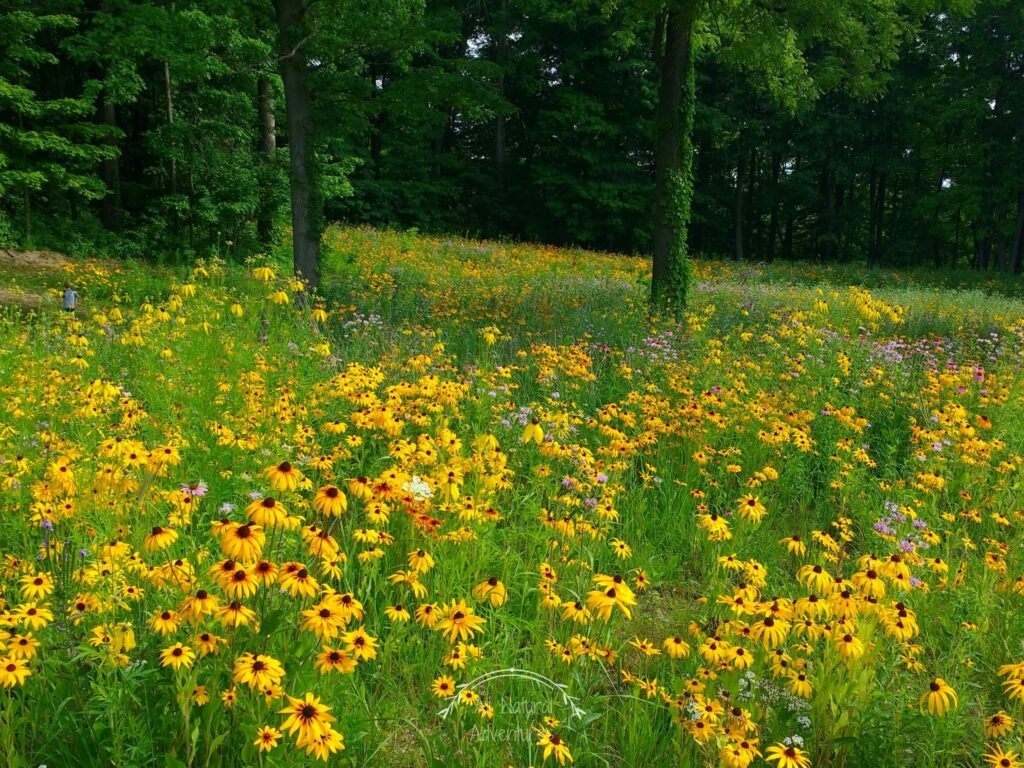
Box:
1;228;1024;768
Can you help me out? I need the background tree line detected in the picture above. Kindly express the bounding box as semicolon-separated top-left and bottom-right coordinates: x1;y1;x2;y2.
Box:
1;0;1021;288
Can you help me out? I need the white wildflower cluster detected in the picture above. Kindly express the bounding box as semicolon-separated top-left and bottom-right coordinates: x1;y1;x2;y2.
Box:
783;734;805;748
402;475;434;502
738;671;810;713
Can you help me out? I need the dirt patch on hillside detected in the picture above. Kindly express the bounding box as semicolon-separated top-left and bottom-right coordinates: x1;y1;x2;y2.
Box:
0;248;67;271
0;287;50;309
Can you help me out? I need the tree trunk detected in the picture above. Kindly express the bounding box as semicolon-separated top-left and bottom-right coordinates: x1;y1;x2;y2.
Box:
163;60;177;195
767;152;781;261
734;155;745;260
274;0;320;289
368;66;384;170
868;170;886;267
494;0;508;188
98;95;121;228
746;148;757;254
188;166;196;249
835;181;845;260
650;1;699;311
690;137;712;256
978;223;991;271
782;209;793;261
952;206;962;268
820;169;836;262
1011;192;1024;275
257;76;277;245
930;172;943;269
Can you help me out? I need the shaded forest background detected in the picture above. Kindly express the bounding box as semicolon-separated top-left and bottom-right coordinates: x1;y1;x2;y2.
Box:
1;0;1022;272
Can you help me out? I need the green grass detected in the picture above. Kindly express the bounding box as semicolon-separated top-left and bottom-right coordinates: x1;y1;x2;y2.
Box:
0;228;1021;767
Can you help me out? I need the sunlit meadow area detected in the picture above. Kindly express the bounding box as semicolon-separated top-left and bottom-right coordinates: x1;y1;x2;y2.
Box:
1;228;1024;767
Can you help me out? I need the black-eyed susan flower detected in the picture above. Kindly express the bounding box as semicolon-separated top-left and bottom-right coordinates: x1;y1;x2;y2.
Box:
144;525;178;552
985;711;1015;739
436;599;486;643
313;485;347;516
663;635;691;659
984;745;1021;768
586;573;636;621
384;604;411;622
215;600;257;628
779;535;806;556
233;652;285;690
246;497;288;528
195;632;225;657
279;566;319;598
253;725;281;752
834;632;866;661
471;577;507;607
279;692;336;742
535;726;573;765
18;573;53;601
342;627;379;661
296;725;345;761
787;671;813;698
191;685;210;705
160;642;195;671
415;603;440;628
315;647;356;675
0;656;31;687
149;609;180;636
432;675;456;698
1002;676;1024;703
219;522;265;561
765;743;811;768
720;737;761;768
522;418;544;445
920;678;958;715
736;495;766;523
407;548;435;573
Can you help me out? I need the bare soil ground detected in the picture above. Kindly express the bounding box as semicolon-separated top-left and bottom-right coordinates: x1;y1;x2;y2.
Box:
0;248;67;308
0;248;67;270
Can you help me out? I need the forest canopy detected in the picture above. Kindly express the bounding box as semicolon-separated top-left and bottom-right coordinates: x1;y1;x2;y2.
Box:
1;0;1021;278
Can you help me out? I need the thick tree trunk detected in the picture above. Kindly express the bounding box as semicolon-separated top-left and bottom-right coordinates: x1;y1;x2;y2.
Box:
274;0;320;289
651;1;699;311
257;76;277;245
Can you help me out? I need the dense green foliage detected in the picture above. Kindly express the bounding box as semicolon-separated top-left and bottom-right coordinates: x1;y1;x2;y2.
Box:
0;0;1021;273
